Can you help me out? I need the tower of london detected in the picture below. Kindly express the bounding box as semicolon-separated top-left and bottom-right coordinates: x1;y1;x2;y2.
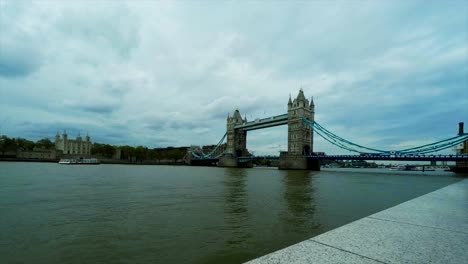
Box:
55;131;92;156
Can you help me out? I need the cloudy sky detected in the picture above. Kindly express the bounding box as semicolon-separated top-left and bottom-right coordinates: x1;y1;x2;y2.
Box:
1;0;467;155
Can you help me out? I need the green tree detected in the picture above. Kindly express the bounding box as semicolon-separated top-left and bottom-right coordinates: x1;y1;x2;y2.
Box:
36;138;54;149
120;145;135;161
0;136;17;155
167;149;183;162
16;138;35;151
91;143;116;158
134;146;147;162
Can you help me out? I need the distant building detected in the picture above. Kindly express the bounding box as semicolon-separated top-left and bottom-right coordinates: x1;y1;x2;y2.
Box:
455;122;467;168
17;147;58;160
456;140;468;168
55;131;92;156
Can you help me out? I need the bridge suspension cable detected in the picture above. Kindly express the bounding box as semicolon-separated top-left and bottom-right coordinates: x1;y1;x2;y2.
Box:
396;135;467;154
191;132;227;159
309;119;387;153
404;136;468;154
303;118;387;153
303;118;468;154
201;132;227;158
312;126;362;153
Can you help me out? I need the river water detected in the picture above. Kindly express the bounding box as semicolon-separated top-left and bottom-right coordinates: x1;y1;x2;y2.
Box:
0;162;461;264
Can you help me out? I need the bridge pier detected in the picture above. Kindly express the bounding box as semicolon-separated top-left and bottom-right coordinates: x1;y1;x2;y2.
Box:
278;153;320;170
218;155;238;167
278;89;318;170
218;155;253;168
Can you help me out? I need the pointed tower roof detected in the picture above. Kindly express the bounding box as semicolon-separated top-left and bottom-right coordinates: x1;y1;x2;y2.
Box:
310;96;315;106
297;88;306;102
233;109;242;120
288;94;292;105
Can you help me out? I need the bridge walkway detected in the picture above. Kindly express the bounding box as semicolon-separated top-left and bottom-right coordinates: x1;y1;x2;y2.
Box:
245;179;468;264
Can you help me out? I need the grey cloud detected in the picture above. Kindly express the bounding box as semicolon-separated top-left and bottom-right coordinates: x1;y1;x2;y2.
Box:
80;105;116;114
15;121;89;141
2;1;467;154
0;43;42;78
145;118;208;132
55;3;140;59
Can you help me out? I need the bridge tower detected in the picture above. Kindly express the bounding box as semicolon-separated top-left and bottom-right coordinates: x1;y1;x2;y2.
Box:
279;89;319;170
287;89;314;155
219;109;250;167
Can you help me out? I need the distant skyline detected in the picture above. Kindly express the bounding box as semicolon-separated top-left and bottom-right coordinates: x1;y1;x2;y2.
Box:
1;0;467;155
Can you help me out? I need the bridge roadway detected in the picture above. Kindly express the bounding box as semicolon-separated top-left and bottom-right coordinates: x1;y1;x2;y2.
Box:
234;114;288;131
308;154;468;162
235;154;468;163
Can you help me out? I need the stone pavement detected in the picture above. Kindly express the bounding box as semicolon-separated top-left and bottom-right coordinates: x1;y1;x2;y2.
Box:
245;179;468;264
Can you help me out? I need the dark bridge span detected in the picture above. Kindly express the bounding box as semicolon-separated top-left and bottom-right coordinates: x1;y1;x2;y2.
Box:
195;154;468;162
308;154;468;162
235;154;468;162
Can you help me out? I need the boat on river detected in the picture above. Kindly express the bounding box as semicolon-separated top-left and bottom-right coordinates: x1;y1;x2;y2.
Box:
58;158;100;165
389;165;407;171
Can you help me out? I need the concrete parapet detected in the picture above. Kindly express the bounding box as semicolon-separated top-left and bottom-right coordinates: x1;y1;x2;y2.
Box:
278;152;320;170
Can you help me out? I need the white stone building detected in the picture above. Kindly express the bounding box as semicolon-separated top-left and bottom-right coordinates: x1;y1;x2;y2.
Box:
55;131;92;156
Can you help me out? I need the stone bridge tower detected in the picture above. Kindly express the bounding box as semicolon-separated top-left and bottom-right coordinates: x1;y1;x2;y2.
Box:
279;89;318;170
219;109;249;167
287;89;314;155
225;109;247;156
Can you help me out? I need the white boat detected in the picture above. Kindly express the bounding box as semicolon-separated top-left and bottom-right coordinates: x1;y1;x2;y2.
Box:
435;166;450;171
424;166;436;171
58;158;100;165
389;165;407;171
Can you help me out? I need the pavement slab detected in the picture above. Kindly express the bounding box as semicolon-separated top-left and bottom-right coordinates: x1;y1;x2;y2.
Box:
311;217;468;264
244;239;383;264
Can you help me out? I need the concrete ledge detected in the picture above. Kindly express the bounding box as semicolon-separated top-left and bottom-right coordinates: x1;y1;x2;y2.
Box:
245;179;468;264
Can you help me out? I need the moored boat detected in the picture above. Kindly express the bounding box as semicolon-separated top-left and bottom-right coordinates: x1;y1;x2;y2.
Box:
58;158;100;165
389;165;407;171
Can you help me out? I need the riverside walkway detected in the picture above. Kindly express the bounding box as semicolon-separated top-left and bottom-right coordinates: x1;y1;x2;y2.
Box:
245;179;468;264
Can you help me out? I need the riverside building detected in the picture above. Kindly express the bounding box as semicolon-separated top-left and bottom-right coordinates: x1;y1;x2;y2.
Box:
55;131;92;156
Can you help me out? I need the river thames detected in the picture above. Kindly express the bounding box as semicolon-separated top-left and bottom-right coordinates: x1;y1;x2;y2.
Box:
0;162;461;264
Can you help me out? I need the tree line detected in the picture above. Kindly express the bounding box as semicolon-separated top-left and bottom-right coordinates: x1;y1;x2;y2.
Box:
0;136;54;155
0;135;188;162
91;143;187;162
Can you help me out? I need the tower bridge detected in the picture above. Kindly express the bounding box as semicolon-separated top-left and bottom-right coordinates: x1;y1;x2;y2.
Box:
217;89;317;169
187;90;468;170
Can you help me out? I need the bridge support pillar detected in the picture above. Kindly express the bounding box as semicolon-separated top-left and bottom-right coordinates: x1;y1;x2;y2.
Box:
218;155;253;168
278;89;319;170
218;155;239;168
279;152;320;170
